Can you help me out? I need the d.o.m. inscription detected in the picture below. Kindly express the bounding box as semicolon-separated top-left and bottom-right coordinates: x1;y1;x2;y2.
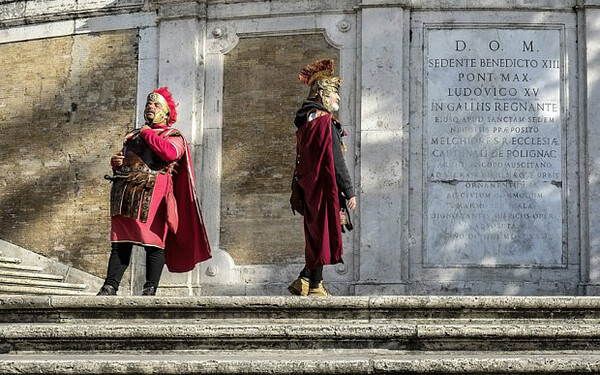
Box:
424;27;563;267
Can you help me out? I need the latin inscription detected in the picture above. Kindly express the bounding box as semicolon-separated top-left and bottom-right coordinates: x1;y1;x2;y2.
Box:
425;28;563;266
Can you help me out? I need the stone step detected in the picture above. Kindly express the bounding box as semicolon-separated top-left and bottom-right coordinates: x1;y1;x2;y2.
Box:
0;296;599;373
0;256;21;265
0;262;44;272
1;321;599;352
0;296;599;353
0;240;102;296
0;256;90;295
0;285;94;296
3;295;600;323
0;350;600;374
0;269;63;281
0;277;87;291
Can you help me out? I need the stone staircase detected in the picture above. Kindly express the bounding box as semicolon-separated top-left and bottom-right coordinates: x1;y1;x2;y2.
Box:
0;295;600;373
0;247;98;295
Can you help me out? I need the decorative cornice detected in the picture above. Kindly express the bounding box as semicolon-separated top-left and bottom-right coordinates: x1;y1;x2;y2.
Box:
1;0;583;28
206;0;358;20
156;1;207;21
0;0;146;28
359;0;577;10
577;0;600;9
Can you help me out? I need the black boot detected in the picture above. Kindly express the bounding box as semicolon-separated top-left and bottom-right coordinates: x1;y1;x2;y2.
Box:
97;284;117;296
142;286;157;296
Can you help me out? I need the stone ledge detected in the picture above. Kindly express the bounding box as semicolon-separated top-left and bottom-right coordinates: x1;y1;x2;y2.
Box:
0;257;20;264
2;295;600;322
0;286;94;296
3;322;600;340
0;0;145;26
0;270;63;281
0;277;87;290
4;294;600;309
2;321;600;352
0;0;581;28
0;263;43;272
0;350;599;374
6;294;600;307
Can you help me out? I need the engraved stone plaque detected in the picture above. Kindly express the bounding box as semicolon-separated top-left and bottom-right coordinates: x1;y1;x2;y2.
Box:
424;27;563;266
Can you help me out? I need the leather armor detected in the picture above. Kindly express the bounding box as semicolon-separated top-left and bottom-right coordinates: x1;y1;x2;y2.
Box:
107;130;178;222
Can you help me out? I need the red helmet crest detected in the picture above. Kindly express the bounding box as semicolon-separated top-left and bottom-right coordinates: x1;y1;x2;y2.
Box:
152;87;178;125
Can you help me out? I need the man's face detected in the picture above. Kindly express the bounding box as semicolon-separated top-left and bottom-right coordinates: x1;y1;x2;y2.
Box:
329;91;340;112
320;89;340;112
144;100;168;124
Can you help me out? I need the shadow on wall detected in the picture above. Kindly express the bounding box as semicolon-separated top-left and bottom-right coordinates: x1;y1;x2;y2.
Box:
0;25;139;278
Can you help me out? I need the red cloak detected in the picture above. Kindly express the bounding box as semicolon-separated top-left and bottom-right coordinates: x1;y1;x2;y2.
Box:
111;127;211;272
163;129;212;272
296;113;343;268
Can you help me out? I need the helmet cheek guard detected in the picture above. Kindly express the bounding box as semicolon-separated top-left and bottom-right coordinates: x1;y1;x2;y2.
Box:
144;88;178;125
299;59;342;112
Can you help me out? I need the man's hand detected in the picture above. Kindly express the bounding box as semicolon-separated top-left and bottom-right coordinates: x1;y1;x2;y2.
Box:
111;151;124;168
347;196;357;210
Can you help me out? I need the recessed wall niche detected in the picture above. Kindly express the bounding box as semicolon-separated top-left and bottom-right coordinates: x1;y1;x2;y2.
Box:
221;33;339;265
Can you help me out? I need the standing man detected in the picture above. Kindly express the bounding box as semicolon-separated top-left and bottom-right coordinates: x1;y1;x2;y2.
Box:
288;59;356;297
98;87;211;296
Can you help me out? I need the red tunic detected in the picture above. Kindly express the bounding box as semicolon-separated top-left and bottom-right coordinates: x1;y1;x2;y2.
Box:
110;124;211;272
296;113;343;268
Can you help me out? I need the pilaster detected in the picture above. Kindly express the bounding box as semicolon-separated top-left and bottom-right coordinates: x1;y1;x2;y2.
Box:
356;5;407;294
581;7;600;294
151;1;208;295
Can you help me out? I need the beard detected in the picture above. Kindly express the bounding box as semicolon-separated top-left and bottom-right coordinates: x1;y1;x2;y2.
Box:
331;102;339;112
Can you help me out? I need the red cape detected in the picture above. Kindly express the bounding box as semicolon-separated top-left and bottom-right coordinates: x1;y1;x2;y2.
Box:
296;113;343;268
163;129;212;272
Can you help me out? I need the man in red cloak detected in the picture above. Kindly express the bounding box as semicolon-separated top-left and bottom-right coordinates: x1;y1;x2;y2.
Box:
288;59;357;296
98;87;211;296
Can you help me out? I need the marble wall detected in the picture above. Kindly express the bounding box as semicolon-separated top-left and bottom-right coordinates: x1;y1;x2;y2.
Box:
0;0;597;296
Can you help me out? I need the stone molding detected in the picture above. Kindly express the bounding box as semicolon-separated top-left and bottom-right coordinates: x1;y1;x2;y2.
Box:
579;0;600;8
198;11;358;291
1;0;586;29
157;1;206;20
0;12;157;45
361;0;577;9
0;0;146;27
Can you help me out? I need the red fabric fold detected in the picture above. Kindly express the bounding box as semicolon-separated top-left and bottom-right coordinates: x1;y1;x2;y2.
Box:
163;129;212;272
296;113;343;268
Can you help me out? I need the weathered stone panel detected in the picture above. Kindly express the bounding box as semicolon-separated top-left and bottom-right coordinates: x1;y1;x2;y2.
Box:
0;31;138;277
221;34;339;265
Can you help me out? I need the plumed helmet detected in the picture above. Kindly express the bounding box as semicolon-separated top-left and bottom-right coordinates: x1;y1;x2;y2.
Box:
144;87;178;125
298;58;342;102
